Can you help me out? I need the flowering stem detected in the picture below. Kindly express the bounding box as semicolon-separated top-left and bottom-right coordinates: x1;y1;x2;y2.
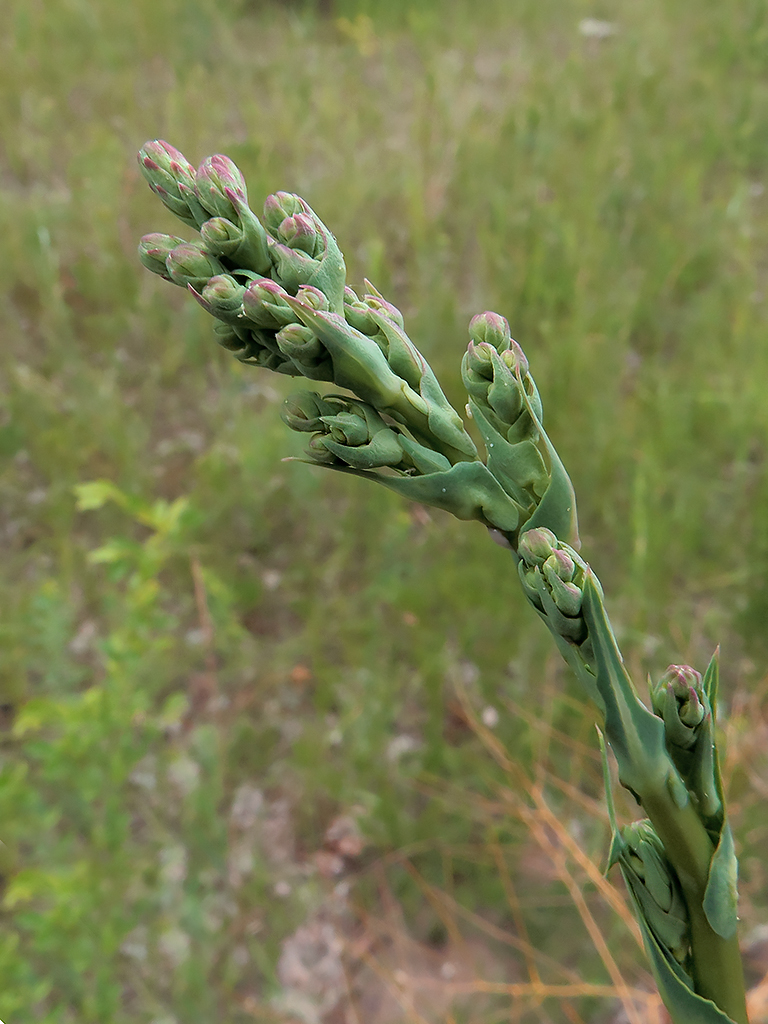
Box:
136;143;751;1023
639;785;748;1023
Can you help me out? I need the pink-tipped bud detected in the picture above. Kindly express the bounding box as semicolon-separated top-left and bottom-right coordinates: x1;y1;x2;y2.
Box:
656;665;706;728
195;155;248;219
263;192;306;234
137;141;204;225
295;285;330;311
242;278;296;329
201;274;245;320
138;141;196;191
469;311;512;352
464;340;496;381
165;242;224;289
278;213;320;256
138;233;186;280
499;339;529;377
543;549;575;582
518;527;558;566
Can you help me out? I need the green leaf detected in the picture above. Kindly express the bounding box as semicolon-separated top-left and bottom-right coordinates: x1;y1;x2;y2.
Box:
87;538;142;565
598;728;624;868
73;480;129;512
703;647;720;714
312;459;522;532
697;646;736;937
516;383;580;549
468;398;544;509
543;624;604;713
581;574;674;798
703;823;739;940
139;496;191;534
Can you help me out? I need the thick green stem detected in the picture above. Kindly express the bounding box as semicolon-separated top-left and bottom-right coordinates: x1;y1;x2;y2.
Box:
641;783;748;1023
576;576;748;1022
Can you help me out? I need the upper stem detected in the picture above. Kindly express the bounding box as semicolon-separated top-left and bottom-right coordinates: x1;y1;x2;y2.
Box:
640;776;748;1023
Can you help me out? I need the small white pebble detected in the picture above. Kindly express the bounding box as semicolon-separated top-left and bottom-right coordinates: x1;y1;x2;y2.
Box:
262;569;282;591
386;734;420;761
578;17;617;38
482;705;499;729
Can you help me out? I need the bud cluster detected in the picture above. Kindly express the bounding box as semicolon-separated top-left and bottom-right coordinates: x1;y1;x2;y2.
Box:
138;141;580;540
616;820;691;968
462;312;579;549
651;658;722;825
517;526;588;643
138;140;484;479
282;392;454;474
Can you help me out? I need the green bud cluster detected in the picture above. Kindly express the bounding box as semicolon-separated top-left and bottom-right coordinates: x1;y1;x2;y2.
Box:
651;658;723;827
614;820;691;969
462;312;579;549
282;392;454;474
514;525;607;711
137;141;587;537
517;527;586;640
138;141;535;528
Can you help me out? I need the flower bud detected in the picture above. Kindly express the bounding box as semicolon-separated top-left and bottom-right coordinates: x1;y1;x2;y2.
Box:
138;233;186;280
197;215;268;275
165;242;225;290
195;155;248;221
263;192;305;234
499;340;529;378
275;323;333;381
359;287;405;328
320;422;406;470
263;194;347;313
138;140;196;190
242;278;297;329
138;141;204;225
464;340;496;382
652;665;706;731
463;341;528;430
201;274;245;321
281;392;339;432
275;323;324;362
321;411;371;447
268;242;322;295
278;213;321;256
468;311;518;360
543;549;575;582
212;321;245;353
469;311;510;348
342;285;405;335
295;285;330;311
518;527;557;566
305;434;342;465
544;570;583;617
200;216;239;249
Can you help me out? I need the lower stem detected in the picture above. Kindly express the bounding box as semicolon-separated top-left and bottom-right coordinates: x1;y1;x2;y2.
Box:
641;785;748;1024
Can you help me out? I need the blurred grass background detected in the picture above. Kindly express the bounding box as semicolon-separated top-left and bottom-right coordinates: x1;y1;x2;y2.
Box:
2;0;768;1021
